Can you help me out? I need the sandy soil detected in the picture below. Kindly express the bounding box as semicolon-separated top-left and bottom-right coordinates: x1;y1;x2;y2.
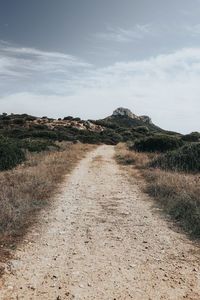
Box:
0;145;199;300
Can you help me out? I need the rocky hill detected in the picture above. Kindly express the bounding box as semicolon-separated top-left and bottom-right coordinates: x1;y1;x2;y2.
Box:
112;107;152;124
100;107;165;133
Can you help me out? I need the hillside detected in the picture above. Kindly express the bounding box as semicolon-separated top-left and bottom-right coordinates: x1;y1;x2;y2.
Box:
102;107;177;134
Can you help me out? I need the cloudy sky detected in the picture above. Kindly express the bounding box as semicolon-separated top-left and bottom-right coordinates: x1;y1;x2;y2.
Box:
1;0;200;133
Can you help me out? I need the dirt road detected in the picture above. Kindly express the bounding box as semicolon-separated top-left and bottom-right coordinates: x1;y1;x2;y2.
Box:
0;145;199;300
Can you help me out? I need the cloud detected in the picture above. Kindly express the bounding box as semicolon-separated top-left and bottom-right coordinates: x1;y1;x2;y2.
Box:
184;24;200;36
0;41;91;79
94;24;153;43
0;42;200;133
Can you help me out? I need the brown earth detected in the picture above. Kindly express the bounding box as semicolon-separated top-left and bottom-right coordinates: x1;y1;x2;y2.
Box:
0;145;199;300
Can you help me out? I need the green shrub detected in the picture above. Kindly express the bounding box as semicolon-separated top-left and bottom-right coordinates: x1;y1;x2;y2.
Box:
132;135;183;153
12;118;25;125
181;132;200;142
25;115;37;121
0;138;25;170
150;143;200;173
63;116;73;120
2;120;10;125
134;126;149;134
31;130;58;140
18;139;58;152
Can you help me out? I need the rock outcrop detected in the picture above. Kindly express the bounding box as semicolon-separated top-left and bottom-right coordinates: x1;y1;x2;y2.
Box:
112;107;152;124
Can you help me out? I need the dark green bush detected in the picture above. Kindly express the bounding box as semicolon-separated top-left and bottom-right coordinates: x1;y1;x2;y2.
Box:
132;135;183;153
18;139;58;152
0;138;25;170
2;120;10;125
63;116;73;120
181;132;200;142
12;118;25;125
150;143;200;173
31;130;58;140
25;115;37;121
134;126;149;134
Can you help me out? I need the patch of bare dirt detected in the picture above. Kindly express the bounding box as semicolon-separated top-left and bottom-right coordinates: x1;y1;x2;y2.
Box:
0;145;199;300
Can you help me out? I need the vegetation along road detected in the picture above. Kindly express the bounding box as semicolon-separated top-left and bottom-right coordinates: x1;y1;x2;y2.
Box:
0;145;199;299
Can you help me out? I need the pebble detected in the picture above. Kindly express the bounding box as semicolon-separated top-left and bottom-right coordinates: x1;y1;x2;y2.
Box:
88;282;92;287
193;268;197;272
129;264;136;268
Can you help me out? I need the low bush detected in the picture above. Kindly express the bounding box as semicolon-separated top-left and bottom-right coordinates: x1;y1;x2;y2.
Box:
12;118;25;125
181;132;200;142
132;135;183;153
0;138;25;171
18;139;58;152
134;126;149;134
63;116;73;120
150;143;200;173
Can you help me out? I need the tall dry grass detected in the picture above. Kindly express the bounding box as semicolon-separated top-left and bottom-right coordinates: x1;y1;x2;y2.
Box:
0;142;95;238
143;169;200;237
115;143;150;167
115;143;200;238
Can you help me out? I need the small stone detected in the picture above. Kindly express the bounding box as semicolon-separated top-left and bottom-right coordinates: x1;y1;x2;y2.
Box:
10;260;22;271
8;286;13;290
79;284;84;288
57;296;61;300
88;282;92;287
193;268;197;272
129;264;136;268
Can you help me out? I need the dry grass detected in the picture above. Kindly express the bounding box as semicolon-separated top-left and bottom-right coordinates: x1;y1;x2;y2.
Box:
115;143;150;167
143;168;200;237
115;143;200;239
0;142;95;238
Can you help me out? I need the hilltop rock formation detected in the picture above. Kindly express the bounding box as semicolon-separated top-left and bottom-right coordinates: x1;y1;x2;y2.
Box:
112;107;152;124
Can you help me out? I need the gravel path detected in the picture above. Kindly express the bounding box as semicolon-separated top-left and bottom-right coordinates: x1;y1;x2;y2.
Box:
0;145;199;300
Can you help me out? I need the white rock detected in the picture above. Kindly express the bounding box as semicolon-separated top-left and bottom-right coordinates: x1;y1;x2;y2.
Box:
129;264;136;268
10;260;21;271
